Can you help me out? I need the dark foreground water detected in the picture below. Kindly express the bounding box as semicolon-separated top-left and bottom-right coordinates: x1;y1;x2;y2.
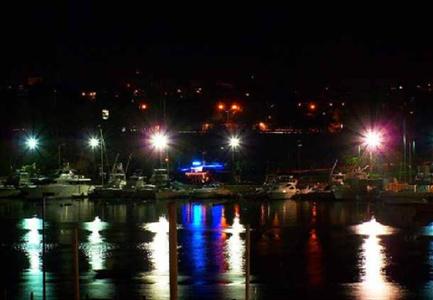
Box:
0;198;432;300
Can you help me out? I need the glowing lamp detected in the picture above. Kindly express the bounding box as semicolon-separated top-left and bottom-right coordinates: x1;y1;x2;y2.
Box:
150;132;169;151
26;137;39;151
362;129;384;151
228;136;240;149
88;137;100;149
217;103;225;111
231;104;240;111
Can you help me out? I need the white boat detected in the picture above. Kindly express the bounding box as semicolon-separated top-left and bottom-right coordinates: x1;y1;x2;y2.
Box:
90;163;128;198
21;167;94;200
267;181;299;200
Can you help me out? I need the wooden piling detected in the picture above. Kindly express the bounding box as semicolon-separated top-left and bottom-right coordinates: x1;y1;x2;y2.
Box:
42;196;46;300
73;227;80;300
168;202;178;300
245;224;251;300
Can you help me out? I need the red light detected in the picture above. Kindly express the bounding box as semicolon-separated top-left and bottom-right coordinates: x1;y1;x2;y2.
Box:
309;103;317;111
139;103;148;110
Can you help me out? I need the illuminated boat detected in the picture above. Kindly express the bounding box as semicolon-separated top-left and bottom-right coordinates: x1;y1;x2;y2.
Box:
21;167;94;200
267;181;299;200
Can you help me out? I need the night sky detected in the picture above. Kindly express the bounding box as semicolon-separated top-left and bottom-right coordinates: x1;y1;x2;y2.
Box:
2;5;433;86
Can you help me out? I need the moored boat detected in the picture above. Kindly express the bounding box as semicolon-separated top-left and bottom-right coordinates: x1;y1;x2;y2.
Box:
21;166;94;200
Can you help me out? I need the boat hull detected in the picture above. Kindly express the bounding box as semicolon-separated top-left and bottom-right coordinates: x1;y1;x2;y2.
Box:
0;187;21;199
90;188;155;200
21;184;94;200
156;190;190;200
267;191;297;200
190;188;233;199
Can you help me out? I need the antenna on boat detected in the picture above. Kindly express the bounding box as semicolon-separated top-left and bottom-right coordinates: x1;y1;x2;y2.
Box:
125;153;133;175
329;159;338;183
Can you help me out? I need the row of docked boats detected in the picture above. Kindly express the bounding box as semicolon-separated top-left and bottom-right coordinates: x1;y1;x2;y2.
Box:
0;164;234;201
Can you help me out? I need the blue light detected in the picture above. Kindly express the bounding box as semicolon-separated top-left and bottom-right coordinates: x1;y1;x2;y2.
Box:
179;161;225;172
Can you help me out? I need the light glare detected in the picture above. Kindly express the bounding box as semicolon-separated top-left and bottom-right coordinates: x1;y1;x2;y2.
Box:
88;137;100;149
26;137;39;151
150;132;169;151
229;136;240;149
362;129;384;151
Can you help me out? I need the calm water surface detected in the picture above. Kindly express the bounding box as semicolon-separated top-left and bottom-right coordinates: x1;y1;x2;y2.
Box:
0;198;432;299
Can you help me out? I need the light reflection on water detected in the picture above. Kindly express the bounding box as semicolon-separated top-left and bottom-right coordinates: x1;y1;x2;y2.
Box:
142;216;170;299
19;217;53;298
351;217;403;300
21;217;42;273
82;216;109;271
2;199;433;299
223;205;245;276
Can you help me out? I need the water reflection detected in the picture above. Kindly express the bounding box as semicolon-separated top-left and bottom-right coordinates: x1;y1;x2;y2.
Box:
180;203;246;278
352;217;402;300
83;216;109;271
424;223;433;298
223;205;245;275
22;217;42;273
144;216;170;275
142;216;170;298
190;204;206;274
19;217;51;298
306;202;323;287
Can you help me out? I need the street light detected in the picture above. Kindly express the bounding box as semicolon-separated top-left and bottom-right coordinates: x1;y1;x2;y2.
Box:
88;137;100;149
229;136;240;149
228;136;241;183
150;132;170;177
150;132;169;151
26;136;39;151
362;129;384;152
88;135;103;185
361;129;385;173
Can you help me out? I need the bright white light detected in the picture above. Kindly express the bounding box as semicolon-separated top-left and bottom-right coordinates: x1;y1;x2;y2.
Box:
228;136;240;149
88;137;100;149
26;137;39;151
362;130;383;151
354;217;395;236
150;132;169;151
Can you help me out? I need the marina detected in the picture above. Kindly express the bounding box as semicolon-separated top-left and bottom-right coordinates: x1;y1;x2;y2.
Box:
3;6;433;299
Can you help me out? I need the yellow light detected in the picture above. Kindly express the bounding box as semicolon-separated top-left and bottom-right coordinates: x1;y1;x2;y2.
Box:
217;103;225;111
259;122;267;131
231;104;239;111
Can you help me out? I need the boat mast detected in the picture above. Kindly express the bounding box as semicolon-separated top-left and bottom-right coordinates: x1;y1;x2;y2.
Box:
99;127;104;186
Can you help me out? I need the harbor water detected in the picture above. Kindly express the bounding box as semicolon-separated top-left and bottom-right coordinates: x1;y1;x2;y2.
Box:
0;198;432;299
